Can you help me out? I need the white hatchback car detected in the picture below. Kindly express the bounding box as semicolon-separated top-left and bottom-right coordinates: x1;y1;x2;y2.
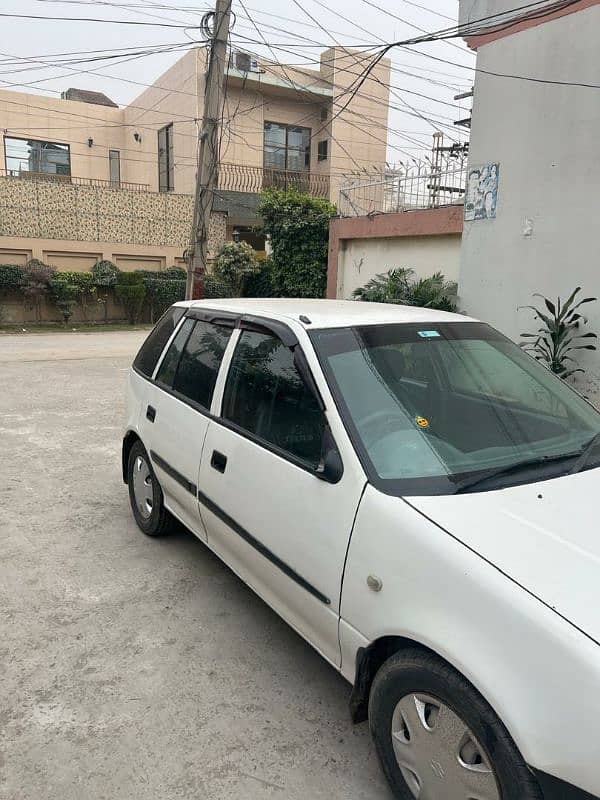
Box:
124;299;600;800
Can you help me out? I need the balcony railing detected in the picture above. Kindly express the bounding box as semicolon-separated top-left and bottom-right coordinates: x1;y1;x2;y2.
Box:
218;162;330;198
0;169;150;192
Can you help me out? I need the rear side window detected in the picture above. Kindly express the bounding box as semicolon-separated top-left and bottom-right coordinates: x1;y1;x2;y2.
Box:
172;320;232;409
133;306;185;377
155;317;194;386
222;330;326;468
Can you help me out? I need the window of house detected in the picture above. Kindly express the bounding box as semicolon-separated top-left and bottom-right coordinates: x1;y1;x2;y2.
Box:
222;330;326;468
157;123;174;192
172;320;233;409
317;140;328;162
133;306;186;378
4;136;70;177
109;149;120;187
264;122;311;172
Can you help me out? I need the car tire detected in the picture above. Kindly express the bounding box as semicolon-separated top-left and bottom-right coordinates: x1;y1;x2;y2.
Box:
369;648;542;800
127;440;171;537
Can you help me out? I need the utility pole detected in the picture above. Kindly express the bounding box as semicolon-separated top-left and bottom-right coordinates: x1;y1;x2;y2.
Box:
186;0;232;300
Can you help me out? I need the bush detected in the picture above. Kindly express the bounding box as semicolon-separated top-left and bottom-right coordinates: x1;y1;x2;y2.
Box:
92;260;119;288
244;257;276;298
258;188;336;298
50;275;79;326
0;264;25;295
212;241;260;297
115;271;146;324
164;265;187;281
22;259;56;322
143;277;185;320
54;271;97;321
353;268;457;311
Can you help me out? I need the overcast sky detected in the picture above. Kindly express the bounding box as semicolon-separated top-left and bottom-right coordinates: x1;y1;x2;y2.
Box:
0;0;475;164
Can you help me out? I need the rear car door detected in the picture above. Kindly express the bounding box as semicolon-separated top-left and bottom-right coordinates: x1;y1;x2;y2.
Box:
197;319;366;667
137;309;235;536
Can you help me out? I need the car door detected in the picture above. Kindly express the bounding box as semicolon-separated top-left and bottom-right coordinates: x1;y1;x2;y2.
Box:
197;318;366;667
137;309;235;537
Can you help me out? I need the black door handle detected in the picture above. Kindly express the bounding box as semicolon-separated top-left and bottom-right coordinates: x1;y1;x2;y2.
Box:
146;405;156;423
210;450;227;473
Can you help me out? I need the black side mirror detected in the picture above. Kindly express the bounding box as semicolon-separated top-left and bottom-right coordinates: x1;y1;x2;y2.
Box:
316;426;344;484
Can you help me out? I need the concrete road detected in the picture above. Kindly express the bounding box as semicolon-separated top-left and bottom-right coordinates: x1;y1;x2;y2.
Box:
0;331;391;800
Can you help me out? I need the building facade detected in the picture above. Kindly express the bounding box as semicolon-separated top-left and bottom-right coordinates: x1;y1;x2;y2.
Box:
0;46;390;272
458;0;600;399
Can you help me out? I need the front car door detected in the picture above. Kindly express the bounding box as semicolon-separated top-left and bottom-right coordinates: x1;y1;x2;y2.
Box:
197;317;366;667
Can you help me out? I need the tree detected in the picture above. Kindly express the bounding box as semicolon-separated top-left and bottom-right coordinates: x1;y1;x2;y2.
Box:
115;272;146;324
50;275;79;327
22;259;55;322
212;241;260;297
258;188;336;298
92;260;119;323
353;268;457;311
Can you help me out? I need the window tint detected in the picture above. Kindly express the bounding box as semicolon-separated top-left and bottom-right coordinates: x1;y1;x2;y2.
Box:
222;330;326;468
155;317;194;386
133;306;185;377
172;320;232;409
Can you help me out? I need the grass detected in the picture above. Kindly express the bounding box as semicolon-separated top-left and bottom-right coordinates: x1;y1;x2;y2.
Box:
0;322;153;334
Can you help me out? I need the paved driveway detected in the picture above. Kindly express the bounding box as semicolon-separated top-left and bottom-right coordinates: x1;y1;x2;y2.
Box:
0;331;390;800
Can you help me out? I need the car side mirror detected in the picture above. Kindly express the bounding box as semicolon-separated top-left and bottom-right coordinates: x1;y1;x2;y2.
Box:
316;426;343;484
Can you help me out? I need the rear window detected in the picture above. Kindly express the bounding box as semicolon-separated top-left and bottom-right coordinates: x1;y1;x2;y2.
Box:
133;306;185;377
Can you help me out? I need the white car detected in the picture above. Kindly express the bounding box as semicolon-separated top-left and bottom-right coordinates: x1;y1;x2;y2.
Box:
123;298;600;800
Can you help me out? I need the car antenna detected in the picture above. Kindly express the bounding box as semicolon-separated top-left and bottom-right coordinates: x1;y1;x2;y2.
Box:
299;315;312;325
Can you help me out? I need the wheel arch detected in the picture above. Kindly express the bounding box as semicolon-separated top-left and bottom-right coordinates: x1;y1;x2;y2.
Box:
122;429;141;483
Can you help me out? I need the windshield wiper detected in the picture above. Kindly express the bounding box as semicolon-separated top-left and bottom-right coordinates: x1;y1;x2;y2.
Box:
568;431;600;475
452;451;582;494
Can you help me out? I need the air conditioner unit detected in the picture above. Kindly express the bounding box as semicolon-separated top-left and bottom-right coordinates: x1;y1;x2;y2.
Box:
231;50;260;73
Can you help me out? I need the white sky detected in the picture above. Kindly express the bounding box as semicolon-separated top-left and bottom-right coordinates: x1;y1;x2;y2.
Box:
0;0;475;164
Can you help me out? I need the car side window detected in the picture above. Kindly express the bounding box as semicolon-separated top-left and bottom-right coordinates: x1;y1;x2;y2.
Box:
155;317;194;386
133;306;185;377
222;329;326;469
171;319;233;409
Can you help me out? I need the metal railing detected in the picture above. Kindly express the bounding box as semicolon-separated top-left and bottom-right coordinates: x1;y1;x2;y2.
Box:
218;162;330;198
338;157;467;217
0;169;150;192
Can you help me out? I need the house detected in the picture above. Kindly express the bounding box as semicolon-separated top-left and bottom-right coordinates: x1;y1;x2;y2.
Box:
0;46;390;273
458;0;600;398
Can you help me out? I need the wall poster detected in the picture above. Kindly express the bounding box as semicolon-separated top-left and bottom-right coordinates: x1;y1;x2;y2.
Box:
464;162;499;221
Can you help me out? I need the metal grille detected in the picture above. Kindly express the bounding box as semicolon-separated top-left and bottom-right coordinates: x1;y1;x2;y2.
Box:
0;169;149;192
218;162;330;198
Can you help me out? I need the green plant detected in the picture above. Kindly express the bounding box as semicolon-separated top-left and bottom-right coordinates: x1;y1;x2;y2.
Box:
54;271;97;322
353;268;457;311
22;259;56;322
258;188;336;298
244;256;276;298
0;264;25;295
142;276;186;321
92;260;119;323
519;288;598;379
115;271;146;324
212;241;260;297
50;275;79;327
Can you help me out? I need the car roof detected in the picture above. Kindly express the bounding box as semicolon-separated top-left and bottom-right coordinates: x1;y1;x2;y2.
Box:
175;298;477;329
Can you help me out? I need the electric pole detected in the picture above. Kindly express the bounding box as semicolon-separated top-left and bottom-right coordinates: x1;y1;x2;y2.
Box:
186;0;232;300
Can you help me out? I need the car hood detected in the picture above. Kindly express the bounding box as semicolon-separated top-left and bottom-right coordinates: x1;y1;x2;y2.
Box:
407;468;600;644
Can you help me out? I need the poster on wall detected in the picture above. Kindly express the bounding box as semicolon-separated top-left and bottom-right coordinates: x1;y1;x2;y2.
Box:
464;163;500;221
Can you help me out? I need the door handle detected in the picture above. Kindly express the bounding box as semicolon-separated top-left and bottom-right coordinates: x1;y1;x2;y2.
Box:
146;405;156;423
210;450;227;473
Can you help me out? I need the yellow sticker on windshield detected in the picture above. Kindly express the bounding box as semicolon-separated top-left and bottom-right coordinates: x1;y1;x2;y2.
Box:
415;416;429;428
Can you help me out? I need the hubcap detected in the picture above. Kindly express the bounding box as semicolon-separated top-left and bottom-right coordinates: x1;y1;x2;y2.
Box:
132;455;154;519
391;693;500;800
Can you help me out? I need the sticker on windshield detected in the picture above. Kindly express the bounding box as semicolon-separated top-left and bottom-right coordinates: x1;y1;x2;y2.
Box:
418;330;440;338
415;416;430;429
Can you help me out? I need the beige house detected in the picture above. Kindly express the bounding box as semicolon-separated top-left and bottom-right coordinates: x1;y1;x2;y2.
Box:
0;46;390;272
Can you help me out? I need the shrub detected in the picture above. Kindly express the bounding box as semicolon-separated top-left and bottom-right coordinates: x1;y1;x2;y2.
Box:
115;271;146;324
244;256;276;298
203;275;232;299
519;288;598;379
0;264;25;295
258;188;336;298
92;260;119;287
22;259;56;322
353;268;457;311
54;271;97;322
142;276;185;321
164;265;187;281
212;241;260;297
50;275;79;327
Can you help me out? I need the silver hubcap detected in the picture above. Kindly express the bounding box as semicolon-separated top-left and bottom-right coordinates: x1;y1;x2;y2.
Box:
391;693;500;800
132;455;154;519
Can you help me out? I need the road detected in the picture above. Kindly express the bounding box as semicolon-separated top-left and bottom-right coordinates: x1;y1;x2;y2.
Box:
0;330;390;800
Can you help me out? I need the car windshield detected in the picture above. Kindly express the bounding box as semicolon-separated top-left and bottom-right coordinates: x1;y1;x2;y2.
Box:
310;321;600;496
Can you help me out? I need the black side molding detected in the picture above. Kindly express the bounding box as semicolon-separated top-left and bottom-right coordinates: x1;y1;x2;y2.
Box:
197;488;330;605
150;451;197;496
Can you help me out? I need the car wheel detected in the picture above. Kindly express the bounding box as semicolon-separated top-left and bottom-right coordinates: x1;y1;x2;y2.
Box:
127;440;171;537
369;648;542;800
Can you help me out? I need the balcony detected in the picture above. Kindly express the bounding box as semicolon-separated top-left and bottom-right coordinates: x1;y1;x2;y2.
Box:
0;168;150;192
217;162;330;199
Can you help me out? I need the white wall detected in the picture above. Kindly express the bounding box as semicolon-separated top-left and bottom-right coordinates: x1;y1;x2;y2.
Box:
337;234;461;298
459;3;600;400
